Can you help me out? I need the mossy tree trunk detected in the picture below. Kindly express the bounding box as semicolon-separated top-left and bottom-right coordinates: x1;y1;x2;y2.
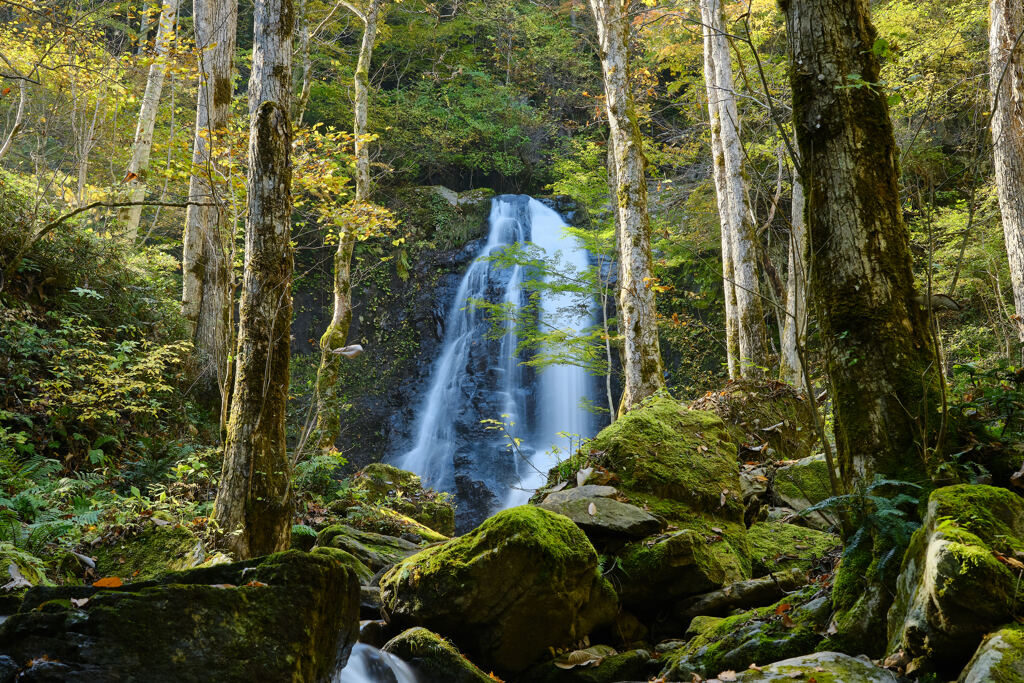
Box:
311;0;384;450
213;0;294;559
120;0;181;241
588;0;665;413
701;0;768;377
181;0;237;407
781;0;944;489
990;0;1024;343
779;171;807;387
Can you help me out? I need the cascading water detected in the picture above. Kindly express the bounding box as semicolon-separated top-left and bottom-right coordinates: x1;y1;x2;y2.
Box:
392;195;597;528
334;643;419;683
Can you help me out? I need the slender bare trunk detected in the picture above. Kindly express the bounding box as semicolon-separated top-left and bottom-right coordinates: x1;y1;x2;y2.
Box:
589;0;664;413
311;0;384;449
213;0;294;560
991;0;1024;342
121;0;181;240
0;79;26;162
780;171;807;386
701;0;738;378
702;0;767;376
182;0;238;404
138;0;155;54
782;0;943;488
293;0;313;124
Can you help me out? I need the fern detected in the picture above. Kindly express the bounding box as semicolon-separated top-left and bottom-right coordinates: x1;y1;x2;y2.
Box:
800;478;922;546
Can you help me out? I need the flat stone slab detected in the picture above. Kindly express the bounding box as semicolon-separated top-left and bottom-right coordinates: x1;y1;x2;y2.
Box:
541;485;618;505
539;496;662;539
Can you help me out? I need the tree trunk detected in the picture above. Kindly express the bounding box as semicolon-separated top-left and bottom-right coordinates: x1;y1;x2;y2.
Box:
588;0;665;413
121;0;181;241
311;0;384;450
991;0;1024;343
293;0;313;124
701;0;767;377
700;0;739;378
780;171;807;386
181;0;238;405
782;0;943;489
0;78;27;162
213;0;294;560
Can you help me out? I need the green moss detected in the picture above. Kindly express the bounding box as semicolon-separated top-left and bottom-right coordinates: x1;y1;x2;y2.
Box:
342;463;456;536
969;624;1024;683
583;399;743;521
659;587;825;678
746;522;839;577
310;546;374;584
380;506;616;673
89;524;203;582
382;627;492;683
773;455;834;507
314;524;417;571
342;504;449;543
928;485;1024;555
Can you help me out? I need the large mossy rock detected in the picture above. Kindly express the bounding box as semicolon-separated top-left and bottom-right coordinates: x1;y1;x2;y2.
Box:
772;454;837;530
887;484;1024;675
523;648;655;683
314;523;419;571
733;652;898;682
572;398;750;610
690;379;817;460
381;627;492;683
379;506;617;673
538;495;662;543
746;521;839;577
658;586;829;679
340;463;455;537
0;550;360;682
88;523;205;581
959;623;1024;682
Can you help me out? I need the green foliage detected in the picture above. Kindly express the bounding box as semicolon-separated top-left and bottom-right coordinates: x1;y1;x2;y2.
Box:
293;451;348;500
801;478;923;548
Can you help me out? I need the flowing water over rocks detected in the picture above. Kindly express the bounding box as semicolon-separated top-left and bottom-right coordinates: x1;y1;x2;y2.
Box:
392;195;598;530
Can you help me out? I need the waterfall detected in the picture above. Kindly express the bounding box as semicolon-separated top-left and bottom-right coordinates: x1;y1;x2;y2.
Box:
393;195;597;528
334;643;419;683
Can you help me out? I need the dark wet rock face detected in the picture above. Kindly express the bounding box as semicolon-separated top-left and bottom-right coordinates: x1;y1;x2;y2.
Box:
0;551;360;683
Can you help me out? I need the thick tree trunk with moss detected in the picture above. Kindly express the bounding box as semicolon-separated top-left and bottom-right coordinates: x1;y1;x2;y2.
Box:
782;0;943;489
213;0;294;560
589;0;665;413
780;173;807;386
991;0;1024;342
701;0;768;377
310;0;384;450
120;0;181;241
181;0;237;405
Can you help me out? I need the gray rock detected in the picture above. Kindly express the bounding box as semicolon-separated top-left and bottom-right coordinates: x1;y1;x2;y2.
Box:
739;467;769;501
539;496;662;540
541;485;619;505
959;623;1024;682
736;652;897;681
772;455;837;530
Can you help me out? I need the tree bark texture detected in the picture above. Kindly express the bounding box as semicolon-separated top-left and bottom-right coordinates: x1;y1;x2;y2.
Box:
181;0;237;403
121;0;182;240
782;0;944;489
311;0;384;449
991;0;1024;342
213;0;294;559
701;0;738;378
701;0;768;377
780;172;807;386
588;0;665;412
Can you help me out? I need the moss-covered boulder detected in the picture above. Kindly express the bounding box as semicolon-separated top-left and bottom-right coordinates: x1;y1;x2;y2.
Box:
771;455;837;530
658;586;829;679
341;504;449;544
379;506;617;673
582;399;745;523
310;546;374;584
959;623;1024;682
690;379;817;460
88;523;205;582
314;523;419;571
381;627;492;683
339;463;456;536
887;485;1024;675
0;550;360;682
1;542;48;589
733;652;898;682
614;524;749;611
746;521;839;577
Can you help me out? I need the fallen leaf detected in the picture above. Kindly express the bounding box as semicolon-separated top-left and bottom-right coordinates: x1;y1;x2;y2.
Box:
711;527;724;534
588;502;597;516
93;576;123;588
748;663;762;671
775;603;793;615
576;467;594;487
70;597;90;607
994;551;1024;571
244;580;268;587
781;614;797;628
122;171;138;183
717;671;737;681
211;583;236;589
